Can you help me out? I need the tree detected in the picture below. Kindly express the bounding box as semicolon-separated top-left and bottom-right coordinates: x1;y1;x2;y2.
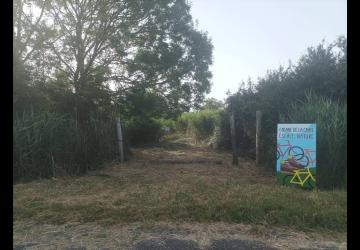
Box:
13;0;48;64
119;0;213;113
222;37;347;164
200;97;224;110
17;0;213;123
13;0;50;113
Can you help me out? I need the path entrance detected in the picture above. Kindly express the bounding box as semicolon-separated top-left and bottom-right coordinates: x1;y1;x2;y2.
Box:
13;134;346;249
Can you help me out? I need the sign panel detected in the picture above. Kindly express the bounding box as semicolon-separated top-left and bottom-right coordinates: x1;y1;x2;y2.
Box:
276;124;316;188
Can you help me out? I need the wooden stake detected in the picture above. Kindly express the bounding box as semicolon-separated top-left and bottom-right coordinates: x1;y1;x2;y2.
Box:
256;110;262;166
116;117;124;163
230;113;238;165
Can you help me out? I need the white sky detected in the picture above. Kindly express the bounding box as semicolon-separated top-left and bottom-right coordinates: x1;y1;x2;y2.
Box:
189;0;347;101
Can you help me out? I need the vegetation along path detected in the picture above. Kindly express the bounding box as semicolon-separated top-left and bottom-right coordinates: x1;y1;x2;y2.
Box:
13;134;347;249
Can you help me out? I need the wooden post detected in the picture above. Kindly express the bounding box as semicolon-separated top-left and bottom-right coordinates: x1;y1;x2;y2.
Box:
116;117;124;163
256;111;262;166
51;152;55;178
230;113;238;165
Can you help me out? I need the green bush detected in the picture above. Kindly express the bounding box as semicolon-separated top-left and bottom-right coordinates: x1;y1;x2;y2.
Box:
206;109;231;150
155;118;176;131
177;110;219;141
13;111;118;182
218;37;346;166
212;86;260;157
123;116;163;145
176;113;190;131
280;92;347;189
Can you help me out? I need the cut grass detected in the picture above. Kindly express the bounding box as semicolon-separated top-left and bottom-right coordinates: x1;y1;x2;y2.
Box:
13;140;346;237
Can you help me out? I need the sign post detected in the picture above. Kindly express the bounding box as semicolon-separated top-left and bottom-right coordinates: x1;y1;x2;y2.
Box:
276;124;316;188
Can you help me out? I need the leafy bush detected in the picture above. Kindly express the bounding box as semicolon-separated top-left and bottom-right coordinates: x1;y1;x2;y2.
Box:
177;110;219;141
281;92;347;189
176;113;190;131
209;110;231;149
123;116;163;145
155;118;177;131
218;37;347;166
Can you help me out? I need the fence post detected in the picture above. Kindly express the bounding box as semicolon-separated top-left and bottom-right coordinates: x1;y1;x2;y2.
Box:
116;117;124;163
230;113;238;165
256;110;262;166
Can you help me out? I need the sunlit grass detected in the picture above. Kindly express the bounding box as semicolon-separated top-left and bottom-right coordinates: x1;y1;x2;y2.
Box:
14;157;346;235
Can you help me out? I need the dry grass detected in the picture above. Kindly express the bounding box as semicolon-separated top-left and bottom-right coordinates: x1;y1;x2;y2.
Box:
14;134;347;242
13;221;347;250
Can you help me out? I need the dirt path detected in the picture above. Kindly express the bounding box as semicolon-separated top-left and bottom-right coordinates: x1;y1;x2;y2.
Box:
13;135;347;249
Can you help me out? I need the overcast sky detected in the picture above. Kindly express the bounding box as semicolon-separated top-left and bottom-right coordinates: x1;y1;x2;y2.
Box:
189;0;347;101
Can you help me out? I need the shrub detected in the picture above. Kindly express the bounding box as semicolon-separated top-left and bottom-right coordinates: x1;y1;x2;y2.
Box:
219;37;347;166
155;118;176;131
123;116;163;145
280;91;347;189
176;112;191;132
177;110;219;141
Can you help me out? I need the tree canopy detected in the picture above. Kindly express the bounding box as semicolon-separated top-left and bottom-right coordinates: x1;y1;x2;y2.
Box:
13;0;213;120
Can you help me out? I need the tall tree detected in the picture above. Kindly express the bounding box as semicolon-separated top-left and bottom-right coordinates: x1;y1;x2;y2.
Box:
19;0;213;121
119;0;213;113
13;0;48;64
13;0;60;113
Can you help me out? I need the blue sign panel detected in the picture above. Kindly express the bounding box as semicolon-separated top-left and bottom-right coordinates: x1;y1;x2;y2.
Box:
276;124;316;188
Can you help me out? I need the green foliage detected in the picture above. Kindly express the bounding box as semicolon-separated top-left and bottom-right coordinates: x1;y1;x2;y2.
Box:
13;111;117;182
155;118;176;130
280;92;347;190
177;110;219;141
123;117;163;145
119;88;169;120
13;0;214;182
175;98;225;146
219;37;347;170
121;0;214;110
200;97;225;111
118;89;173;145
14;0;213;120
212;110;232;149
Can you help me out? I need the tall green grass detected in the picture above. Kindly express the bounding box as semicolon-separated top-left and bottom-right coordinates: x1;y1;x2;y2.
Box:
13;111;118;182
281;91;347;189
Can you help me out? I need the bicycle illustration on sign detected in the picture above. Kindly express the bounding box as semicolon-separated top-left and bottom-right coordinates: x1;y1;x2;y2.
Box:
276;124;316;188
277;140;305;161
298;148;316;168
